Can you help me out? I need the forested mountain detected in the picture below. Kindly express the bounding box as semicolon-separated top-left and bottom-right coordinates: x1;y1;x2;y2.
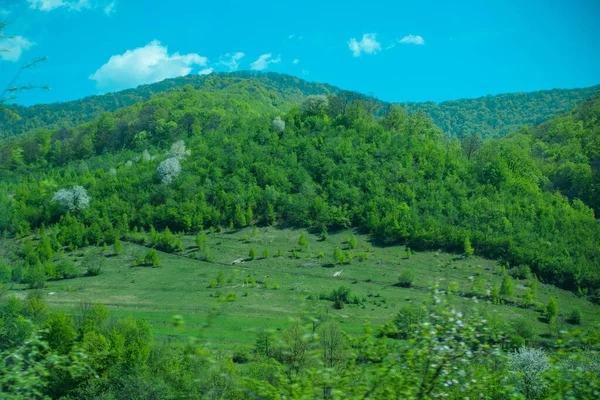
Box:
2;71;598;142
402;85;600;139
502;93;600;215
1;83;599;293
0;72;339;140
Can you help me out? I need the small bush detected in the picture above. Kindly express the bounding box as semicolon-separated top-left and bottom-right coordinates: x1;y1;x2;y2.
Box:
298;233;308;248
393;306;426;339
510;265;532;280
113;238;123;255
204;247;213;261
232;349;249;364
249;248;256;260
86;264;102;277
545;297;558;321
396;270;415;288
56;259;80;279
346;234;357;249
513;320;535;341
225;292;237;302
144;249;161;266
566;308;582;325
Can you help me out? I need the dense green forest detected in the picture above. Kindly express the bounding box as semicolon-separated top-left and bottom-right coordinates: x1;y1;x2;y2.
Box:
403;85;600;138
1;83;599;292
0;72;339;140
2;72;598;142
502;93;600;215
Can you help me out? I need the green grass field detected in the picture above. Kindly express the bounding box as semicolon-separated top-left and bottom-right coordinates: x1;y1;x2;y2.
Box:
8;227;600;351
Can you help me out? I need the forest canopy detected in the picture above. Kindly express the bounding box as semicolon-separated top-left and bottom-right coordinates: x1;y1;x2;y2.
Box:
0;81;599;293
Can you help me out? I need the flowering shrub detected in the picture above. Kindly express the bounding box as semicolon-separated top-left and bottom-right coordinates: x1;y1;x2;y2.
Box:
156;157;181;184
52;186;90;213
509;347;549;399
272;116;285;133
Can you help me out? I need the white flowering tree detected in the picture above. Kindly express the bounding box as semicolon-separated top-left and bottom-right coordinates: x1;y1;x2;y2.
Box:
510;346;550;399
272;116;285;133
166;140;191;160
156;157;181;184
301;95;329;116
52;186;90;213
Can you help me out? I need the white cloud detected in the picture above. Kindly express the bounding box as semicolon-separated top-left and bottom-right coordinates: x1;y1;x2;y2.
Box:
219;52;244;71
292;58;299;64
250;53;280;71
302;69;309;76
399;34;425;45
27;0;90;11
0;36;34;62
28;0;66;10
103;1;115;15
27;0;114;13
89;40;208;91
198;67;213;75
348;33;381;57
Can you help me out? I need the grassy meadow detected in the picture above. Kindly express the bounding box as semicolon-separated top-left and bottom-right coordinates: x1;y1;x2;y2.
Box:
7;227;599;351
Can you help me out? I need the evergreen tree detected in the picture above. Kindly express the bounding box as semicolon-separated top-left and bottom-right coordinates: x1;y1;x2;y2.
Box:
500;275;514;297
546;297;558;321
113;238;123;255
463;237;474;257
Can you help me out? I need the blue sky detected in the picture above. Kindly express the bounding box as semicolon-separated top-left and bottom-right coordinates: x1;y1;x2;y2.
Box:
1;0;599;106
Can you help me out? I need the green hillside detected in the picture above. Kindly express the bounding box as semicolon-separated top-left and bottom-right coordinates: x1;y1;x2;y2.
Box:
501;93;600;215
402;85;600;139
2;71;599;142
1;86;599;292
1;79;599;399
0;72;339;140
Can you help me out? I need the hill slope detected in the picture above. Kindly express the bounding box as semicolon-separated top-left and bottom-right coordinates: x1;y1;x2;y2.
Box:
1;85;599;293
2;71;598;141
501;92;600;215
0;72;339;140
402;85;600;138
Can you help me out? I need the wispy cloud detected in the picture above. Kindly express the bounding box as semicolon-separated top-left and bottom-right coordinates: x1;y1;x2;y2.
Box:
103;1;115;15
250;53;281;71
348;33;381;57
90;40;207;91
292;58;299;64
27;0;115;13
219;52;245;71
198;67;213;75
0;36;34;62
399;34;425;45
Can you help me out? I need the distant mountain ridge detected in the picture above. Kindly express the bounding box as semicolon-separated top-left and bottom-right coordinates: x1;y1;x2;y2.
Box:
0;72;340;140
1;71;598;141
402;85;600;139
